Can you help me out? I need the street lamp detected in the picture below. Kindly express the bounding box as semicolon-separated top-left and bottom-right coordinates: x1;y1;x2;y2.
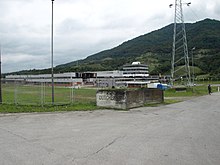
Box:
51;0;55;104
0;44;2;104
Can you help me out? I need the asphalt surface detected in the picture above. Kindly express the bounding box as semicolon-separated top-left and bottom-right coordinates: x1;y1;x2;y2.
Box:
0;93;220;165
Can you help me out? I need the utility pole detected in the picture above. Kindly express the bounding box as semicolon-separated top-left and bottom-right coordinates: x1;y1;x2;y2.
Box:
191;47;195;85
170;0;191;86
0;44;2;104
51;0;55;104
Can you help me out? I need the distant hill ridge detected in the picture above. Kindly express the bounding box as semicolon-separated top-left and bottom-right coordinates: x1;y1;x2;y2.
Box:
7;18;220;78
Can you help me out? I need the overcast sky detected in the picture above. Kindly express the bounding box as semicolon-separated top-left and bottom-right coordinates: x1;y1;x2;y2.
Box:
0;0;220;73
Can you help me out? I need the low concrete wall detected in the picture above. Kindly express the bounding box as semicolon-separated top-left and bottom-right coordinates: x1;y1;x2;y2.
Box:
96;88;164;109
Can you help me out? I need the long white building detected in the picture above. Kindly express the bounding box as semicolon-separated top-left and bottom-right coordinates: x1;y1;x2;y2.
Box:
5;62;158;87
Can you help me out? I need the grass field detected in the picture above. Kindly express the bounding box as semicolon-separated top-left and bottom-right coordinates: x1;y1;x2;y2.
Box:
165;81;219;97
0;83;98;113
0;81;219;113
2;84;97;105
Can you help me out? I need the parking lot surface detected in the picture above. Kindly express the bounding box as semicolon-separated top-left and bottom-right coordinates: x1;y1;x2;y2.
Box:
0;93;220;165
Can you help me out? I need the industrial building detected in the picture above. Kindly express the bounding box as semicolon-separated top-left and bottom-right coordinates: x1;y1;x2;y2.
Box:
5;62;159;88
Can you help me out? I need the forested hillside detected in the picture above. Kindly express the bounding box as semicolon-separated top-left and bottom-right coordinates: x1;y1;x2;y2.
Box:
7;19;220;78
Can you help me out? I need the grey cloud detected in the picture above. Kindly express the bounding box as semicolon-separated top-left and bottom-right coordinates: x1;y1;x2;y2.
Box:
56;18;87;34
1;0;220;73
213;1;220;17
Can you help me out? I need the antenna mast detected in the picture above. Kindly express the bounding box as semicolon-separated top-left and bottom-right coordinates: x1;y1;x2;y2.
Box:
170;0;191;86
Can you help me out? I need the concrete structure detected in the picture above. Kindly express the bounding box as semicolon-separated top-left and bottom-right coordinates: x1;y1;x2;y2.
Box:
96;88;164;109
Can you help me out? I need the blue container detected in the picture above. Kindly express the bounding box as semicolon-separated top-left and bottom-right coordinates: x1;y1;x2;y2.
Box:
157;84;169;90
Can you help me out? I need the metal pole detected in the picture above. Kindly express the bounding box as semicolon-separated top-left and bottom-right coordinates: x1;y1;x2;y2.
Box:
192;47;195;85
14;81;17;105
171;0;177;86
51;0;55;104
0;44;2;104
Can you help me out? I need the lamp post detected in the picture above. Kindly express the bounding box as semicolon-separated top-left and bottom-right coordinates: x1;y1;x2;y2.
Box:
0;44;2;104
51;0;55;104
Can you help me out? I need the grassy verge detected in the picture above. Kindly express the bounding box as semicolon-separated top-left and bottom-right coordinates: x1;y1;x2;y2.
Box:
144;99;181;107
165;84;219;97
0;102;98;113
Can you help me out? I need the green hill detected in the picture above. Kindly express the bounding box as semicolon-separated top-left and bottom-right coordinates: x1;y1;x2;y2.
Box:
7;18;220;78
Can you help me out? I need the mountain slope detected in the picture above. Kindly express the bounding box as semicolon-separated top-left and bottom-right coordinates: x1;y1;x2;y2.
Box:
56;19;220;75
7;19;220;77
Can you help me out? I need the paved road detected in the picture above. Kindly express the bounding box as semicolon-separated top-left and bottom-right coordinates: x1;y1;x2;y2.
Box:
0;93;220;165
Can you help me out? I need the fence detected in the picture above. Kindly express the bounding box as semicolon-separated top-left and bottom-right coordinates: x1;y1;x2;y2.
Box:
2;81;96;106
